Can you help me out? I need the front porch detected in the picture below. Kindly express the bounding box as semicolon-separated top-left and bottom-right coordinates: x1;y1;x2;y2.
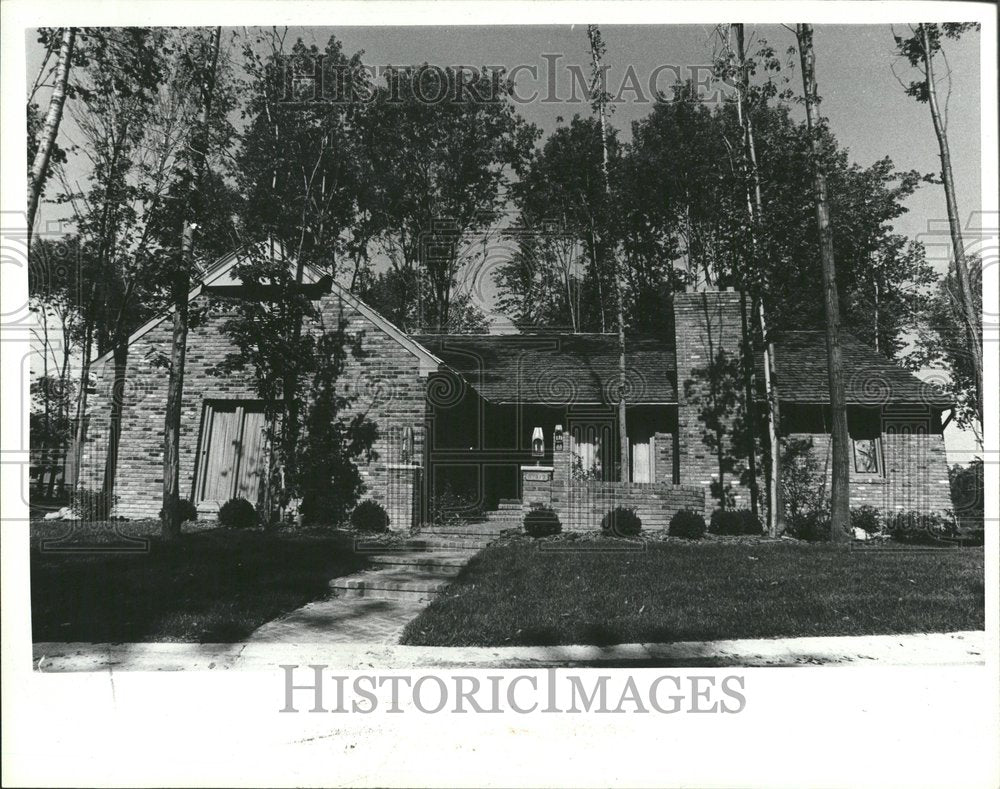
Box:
423;373;703;529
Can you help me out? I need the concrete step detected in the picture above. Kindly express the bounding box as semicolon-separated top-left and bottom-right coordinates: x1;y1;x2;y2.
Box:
368;550;474;575
330;567;457;600
497;499;523;510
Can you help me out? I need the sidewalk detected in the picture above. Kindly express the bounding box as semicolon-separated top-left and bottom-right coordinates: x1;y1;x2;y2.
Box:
33;630;985;672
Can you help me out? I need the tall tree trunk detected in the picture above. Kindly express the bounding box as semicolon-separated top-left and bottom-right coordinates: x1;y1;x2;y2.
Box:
797;24;850;540
69;282;98;491
588;24;628;483
920;24;983;428
102;343;129;497
162;225;193;541
27;27;75;248
161;26;222;540
734;23;784;535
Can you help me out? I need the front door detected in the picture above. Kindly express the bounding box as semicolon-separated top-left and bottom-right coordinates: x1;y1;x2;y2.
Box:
195;401;267;509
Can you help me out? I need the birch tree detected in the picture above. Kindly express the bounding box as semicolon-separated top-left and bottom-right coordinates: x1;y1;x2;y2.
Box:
27;27;75;248
160;27;225;540
893;23;983;429
587;25;629;483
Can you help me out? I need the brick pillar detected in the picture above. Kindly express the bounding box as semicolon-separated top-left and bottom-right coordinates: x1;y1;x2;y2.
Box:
653;431;673;484
521;464;554;511
386;463;421;531
673;289;752;514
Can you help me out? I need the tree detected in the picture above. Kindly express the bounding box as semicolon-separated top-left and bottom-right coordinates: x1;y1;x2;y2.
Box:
587;25;629;483
912;258;983;447
714;23;784;531
52;28;170;494
684;347;747;509
225;31;374;516
27;27;75;248
796;23;850;540
160;26;226;540
893;23;983;429
364;64;537;331
501;115;622;333
28;235;87;495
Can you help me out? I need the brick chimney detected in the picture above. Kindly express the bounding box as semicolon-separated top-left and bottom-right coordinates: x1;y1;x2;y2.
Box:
673;289;753;514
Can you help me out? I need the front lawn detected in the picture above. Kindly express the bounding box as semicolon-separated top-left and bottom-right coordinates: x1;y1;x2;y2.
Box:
31;522;367;642
400;538;985;646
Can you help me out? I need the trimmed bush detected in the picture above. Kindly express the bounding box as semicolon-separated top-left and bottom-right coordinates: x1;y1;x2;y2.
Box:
602;506;642;537
709;508;763;536
739;509;764;535
668;509;705;539
785;510;831;541
350;500;390;533
885;510;957;545
524;505;562;538
218;497;258;529
158;498;199;524
850;505;882;536
70;488;117;521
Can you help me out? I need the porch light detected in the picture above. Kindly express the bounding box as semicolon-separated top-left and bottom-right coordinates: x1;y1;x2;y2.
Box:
531;427;544;458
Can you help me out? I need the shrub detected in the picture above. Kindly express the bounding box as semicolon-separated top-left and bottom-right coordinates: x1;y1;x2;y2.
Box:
70;488;117;522
158;498;199;524
709;508;763;536
218;497;258;529
350;500;390;533
785;510;831;541
781;437;828;528
430;481;478;529
885;511;957;545
602;506;642;537
850;505;882;536
737;509;764;535
668;509;705;539
949;458;983;532
523;504;562;538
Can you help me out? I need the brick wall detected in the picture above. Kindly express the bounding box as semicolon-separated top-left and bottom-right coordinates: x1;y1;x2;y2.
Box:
673;290;753;514
80;287;430;525
552;480;705;531
523;464;704;531
654;431;674;484
789;406;952;515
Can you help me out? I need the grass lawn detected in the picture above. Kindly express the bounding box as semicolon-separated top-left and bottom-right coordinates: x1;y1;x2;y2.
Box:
400;538;985;647
31;522;367;643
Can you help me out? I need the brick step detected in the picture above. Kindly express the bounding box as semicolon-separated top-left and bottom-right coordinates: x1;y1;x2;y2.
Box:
485;510;524;521
368;550;475;575
330;567;457;600
420;525;514;537
399;536;494;551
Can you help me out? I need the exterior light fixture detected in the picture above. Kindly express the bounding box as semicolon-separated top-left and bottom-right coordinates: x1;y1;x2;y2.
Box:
554;424;564;452
531;427;544;459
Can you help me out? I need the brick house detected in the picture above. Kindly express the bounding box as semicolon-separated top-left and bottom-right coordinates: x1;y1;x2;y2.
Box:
78;247;954;529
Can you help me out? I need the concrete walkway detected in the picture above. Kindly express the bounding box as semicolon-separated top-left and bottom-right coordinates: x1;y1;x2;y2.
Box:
33;630;986;672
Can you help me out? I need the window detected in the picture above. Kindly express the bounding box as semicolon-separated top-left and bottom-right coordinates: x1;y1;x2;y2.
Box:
853;437;881;474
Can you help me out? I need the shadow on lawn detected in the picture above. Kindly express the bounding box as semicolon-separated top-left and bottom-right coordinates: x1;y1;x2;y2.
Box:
30;529;367;643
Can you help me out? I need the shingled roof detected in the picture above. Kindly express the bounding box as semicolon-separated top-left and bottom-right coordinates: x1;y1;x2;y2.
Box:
412;334;678;405
412;330;950;409
757;331;951;408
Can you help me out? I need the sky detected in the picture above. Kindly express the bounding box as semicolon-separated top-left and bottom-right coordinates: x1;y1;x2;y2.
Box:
26;24;984;461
